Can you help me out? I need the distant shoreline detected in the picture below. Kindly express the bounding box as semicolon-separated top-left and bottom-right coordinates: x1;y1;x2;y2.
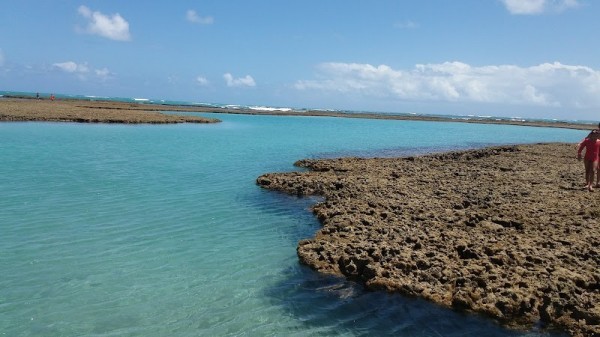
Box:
0;96;220;124
0;95;596;130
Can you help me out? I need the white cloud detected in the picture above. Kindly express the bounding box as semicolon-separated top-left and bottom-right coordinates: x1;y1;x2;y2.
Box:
556;0;581;11
77;5;131;41
53;61;113;80
53;61;89;73
501;0;545;14
501;0;580;15
294;61;600;109
196;76;209;86
224;73;256;87
95;67;112;80
186;10;214;25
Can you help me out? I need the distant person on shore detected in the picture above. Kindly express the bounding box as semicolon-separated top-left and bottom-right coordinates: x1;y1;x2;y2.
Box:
577;130;600;191
36;92;39;99
50;94;55;101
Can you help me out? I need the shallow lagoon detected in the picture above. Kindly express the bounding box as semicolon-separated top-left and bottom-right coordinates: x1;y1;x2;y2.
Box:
0;113;582;336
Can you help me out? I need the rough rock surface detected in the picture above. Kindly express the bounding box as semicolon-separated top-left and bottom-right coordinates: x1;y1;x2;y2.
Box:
257;143;600;337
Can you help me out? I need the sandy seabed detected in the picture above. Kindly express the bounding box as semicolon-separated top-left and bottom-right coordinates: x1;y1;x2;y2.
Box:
258;143;600;337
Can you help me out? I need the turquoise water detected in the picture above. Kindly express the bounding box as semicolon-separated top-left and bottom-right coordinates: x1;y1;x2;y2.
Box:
0;113;583;337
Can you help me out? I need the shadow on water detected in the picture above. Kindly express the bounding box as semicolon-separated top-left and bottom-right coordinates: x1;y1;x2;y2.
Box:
249;190;569;337
265;265;569;337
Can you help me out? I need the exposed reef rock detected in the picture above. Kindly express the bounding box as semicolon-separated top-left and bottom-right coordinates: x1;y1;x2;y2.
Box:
0;98;220;124
257;143;600;337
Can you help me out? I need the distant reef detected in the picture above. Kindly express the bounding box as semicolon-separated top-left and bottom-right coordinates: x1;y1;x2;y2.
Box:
0;96;220;124
1;95;596;130
257;143;600;337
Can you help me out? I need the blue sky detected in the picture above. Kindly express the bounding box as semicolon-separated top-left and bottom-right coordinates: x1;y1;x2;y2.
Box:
1;0;599;119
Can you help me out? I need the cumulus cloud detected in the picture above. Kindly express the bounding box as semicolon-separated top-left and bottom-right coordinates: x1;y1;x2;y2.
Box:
224;73;256;87
186;10;214;24
95;67;113;80
53;61;113;80
53;61;89;73
77;5;131;41
196;76;209;86
294;61;600;109
501;0;580;15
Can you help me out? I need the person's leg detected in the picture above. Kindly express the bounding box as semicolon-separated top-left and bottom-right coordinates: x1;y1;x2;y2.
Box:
596;161;600;187
592;161;599;190
584;159;593;190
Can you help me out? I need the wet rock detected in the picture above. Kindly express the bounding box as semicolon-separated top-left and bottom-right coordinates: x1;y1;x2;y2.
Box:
257;143;600;336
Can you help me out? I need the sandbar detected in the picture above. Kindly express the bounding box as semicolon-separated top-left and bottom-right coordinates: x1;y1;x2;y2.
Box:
0;97;220;124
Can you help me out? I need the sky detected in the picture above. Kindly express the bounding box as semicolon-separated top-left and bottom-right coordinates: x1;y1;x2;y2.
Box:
1;0;599;120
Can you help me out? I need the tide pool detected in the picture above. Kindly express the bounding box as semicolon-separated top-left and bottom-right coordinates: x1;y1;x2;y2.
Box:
0;113;582;336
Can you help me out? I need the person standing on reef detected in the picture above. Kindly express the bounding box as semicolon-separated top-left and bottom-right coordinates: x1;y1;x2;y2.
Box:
597;122;600;187
577;130;600;191
593;122;600;187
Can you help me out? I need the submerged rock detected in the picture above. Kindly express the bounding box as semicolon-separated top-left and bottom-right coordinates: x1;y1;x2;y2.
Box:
258;143;600;337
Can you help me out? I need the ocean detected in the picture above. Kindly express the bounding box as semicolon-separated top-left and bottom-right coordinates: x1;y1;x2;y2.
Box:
2;90;598;126
0;104;584;336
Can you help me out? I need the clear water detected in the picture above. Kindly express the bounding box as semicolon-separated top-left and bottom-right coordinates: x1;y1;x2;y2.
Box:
0;113;583;337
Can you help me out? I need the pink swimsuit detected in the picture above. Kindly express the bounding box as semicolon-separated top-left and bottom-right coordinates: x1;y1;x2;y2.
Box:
578;138;600;162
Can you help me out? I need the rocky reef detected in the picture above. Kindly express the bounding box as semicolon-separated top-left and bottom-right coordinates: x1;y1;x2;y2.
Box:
0;98;220;124
257;143;600;337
